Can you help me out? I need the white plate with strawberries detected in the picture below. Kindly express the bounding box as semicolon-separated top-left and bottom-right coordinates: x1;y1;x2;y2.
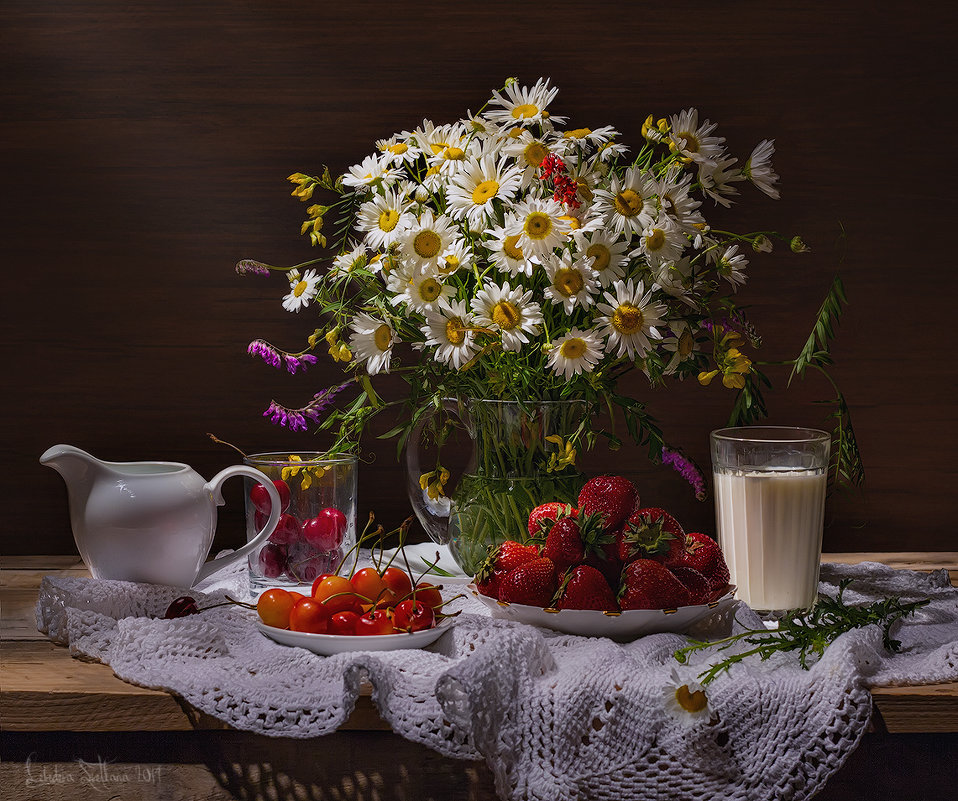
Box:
471;475;738;640
471;586;735;640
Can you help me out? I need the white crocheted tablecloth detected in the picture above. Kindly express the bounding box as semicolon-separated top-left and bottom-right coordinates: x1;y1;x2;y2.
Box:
36;558;958;801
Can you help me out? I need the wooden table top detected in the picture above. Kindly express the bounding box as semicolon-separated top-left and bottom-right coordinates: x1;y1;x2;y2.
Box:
2;553;957;735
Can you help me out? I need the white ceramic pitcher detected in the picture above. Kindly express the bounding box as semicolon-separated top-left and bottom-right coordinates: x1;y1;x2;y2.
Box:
40;444;281;587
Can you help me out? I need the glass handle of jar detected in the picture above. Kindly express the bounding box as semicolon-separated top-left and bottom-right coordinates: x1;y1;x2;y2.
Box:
403;399;471;545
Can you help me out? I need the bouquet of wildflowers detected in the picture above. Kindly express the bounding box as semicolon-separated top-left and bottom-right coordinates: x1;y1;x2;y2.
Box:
238;78;860;519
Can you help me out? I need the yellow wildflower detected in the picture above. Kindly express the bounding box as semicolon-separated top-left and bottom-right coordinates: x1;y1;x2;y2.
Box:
281;454;326;490
419;467;451;500
545;435;577;473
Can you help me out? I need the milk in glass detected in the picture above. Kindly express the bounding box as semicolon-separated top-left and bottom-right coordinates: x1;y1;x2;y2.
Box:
714;467;827;611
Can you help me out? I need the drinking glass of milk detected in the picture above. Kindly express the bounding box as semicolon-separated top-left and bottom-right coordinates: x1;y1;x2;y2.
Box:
710;427;831;617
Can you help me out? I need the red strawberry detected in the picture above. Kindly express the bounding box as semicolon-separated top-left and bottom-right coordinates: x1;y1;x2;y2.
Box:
577;475;640;531
677;532;730;593
498;557;559;607
616;507;685;565
618;558;690;610
474;540;539;594
540;512;608;570
668;565;710;605
554;565;619;611
528;502;576;539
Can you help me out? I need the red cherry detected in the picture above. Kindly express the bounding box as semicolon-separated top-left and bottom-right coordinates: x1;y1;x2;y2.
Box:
255;543;287;578
249;479;291;515
328;610;360;636
355;608;395;636
302;507;347;551
268;513;302;545
392;599;435;632
164;595;199;619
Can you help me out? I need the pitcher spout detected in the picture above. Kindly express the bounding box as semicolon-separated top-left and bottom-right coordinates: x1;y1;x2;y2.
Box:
40;444;109;493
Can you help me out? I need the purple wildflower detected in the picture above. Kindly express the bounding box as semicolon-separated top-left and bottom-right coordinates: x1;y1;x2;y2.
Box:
662;447;707;501
248;340;318;373
261;380;353;432
235;259;272;276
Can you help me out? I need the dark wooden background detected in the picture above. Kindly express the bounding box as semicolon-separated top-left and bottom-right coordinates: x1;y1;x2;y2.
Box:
2;0;955;557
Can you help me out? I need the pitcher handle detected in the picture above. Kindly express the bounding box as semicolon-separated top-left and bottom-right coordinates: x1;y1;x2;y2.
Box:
194;466;280;585
404;398;472;545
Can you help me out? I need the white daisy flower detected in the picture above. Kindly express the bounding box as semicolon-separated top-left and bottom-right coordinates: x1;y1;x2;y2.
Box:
594;279;666;359
376;133;423;167
349;313;399;375
558;125;620;149
697;155;743;208
438;240;474;277
573;229;630;288
460;110;507;140
485;223;539;278
330;244;368;276
425;133;477;177
421;299;478;370
543;251;599;314
716;244;748;291
485;77;566;127
634;215;688;266
387;264;456;313
657;167;706;235
502;129;559;189
340;154;397;191
446;155;523;228
592;167;656;238
281;268;320;313
663;668;715;726
399;210;458;269
653;258;698;307
662;320;699;375
547;327;604;379
411;120;466;159
356;188;412;249
595;139;631;162
505;197;571;258
744;139;781;200
667;108;726;167
470;281;543;352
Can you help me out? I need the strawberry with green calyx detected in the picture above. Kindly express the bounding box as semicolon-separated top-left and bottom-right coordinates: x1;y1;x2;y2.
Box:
474;540;539;596
618;558;691;610
499;557;559;607
616;507;685;565
577;475;640;532
668;565;710;605
540;511;610;570
528;502;577;540
677;532;730;593
553;564;619;611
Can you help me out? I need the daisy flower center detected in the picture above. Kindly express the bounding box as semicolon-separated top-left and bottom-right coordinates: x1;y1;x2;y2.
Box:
523;142;548;167
387;143;408;155
444;147;466;161
429;141;450;155
414;230;442;258
563;127;592;139
373;324;393;352
646;229;666;250
524;212;553;240
554;267;584;297
378;209;400;232
445;317;466;345
292;280;309;297
611;303;644;334
441;255;460;273
679;329;694;357
586;243;611;272
559;337;586;359
512;103;539;119
576;179;594;202
675;684;708;713
491;300;521;330
472;179;500;205
503;235;524;260
614;189;643;217
559;215;580;230
417;278;442;302
676;131;700;153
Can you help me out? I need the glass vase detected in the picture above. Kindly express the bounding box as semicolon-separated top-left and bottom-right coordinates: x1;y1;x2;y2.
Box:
406;398;590;576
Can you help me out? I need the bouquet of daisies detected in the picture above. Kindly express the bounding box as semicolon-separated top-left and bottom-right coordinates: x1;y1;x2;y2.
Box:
238;78;854;499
